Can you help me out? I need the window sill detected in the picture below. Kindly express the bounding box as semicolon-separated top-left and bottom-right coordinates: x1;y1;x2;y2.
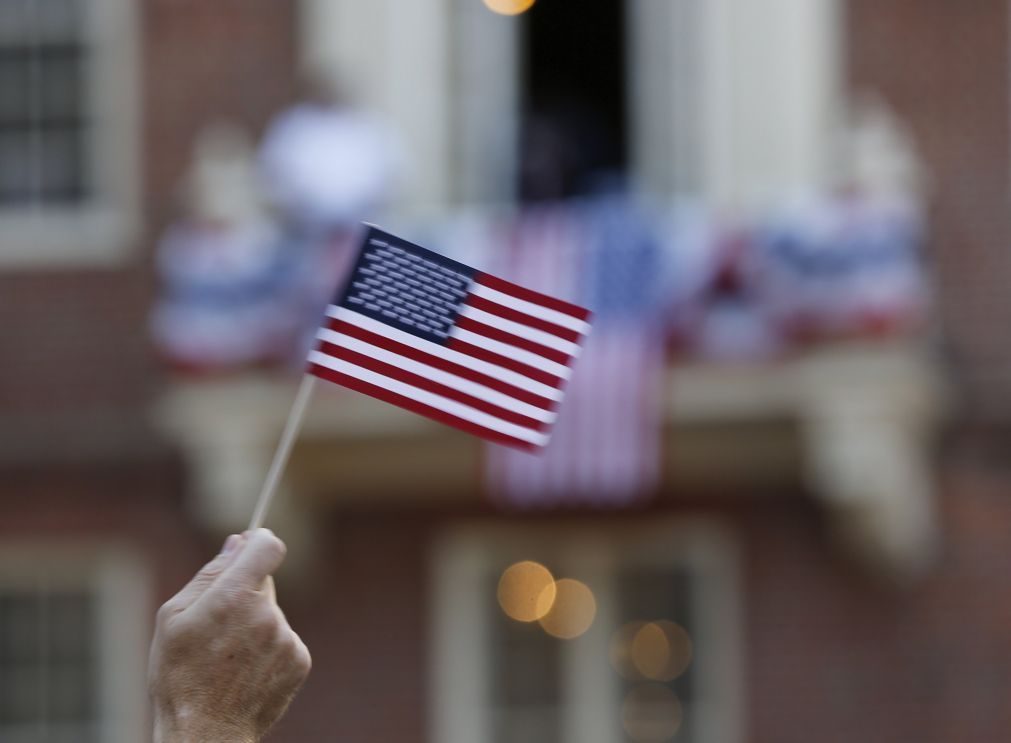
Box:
0;205;138;268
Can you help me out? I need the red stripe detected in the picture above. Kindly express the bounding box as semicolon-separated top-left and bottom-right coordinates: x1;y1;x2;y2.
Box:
464;294;583;343
447;337;565;388
324;318;561;409
315;344;551;432
455;316;573;366
308;364;542;452
475;272;592;321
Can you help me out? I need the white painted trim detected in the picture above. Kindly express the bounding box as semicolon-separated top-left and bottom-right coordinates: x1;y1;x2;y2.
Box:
629;0;706;196
0;0;140;268
447;0;520;206
0;542;151;743
696;0;843;210
428;519;744;743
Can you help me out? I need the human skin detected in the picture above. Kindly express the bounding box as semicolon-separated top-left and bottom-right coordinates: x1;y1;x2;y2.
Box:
149;529;312;742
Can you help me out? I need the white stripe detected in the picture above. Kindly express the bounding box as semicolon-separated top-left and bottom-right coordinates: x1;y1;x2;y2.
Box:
459;305;583;357
450;328;572;379
307;352;549;446
324;307;565;398
470;283;591;334
315;331;558;423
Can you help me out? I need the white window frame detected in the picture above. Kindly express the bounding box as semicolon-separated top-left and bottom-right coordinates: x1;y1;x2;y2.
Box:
0;542;150;743
430;519;744;743
0;0;140;268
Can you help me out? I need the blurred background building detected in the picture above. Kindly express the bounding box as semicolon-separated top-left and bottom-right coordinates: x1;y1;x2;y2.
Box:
1;1;1010;742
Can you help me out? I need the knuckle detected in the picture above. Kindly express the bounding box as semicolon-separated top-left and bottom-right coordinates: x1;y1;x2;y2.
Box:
207;590;233;616
293;640;312;677
155;600;176;626
266;534;287;561
206;589;243;623
277;630;312;680
170;614;201;644
251;607;281;640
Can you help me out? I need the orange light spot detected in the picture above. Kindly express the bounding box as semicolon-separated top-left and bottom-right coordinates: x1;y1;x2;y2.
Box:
497;561;557;622
482;0;537;16
538;578;596;639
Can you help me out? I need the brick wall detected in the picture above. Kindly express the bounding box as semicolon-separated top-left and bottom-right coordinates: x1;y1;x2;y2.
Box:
848;0;1011;420
258;477;1011;743
0;0;299;662
0;0;296;456
273;512;429;743
746;466;1011;743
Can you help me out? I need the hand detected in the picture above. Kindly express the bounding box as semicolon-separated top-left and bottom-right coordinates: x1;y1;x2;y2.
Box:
149;529;311;743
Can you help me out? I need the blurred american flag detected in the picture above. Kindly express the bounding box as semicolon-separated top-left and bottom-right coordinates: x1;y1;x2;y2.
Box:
485;198;669;506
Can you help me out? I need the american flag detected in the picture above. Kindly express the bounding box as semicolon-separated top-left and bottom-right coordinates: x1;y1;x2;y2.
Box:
306;226;592;450
484;200;669;506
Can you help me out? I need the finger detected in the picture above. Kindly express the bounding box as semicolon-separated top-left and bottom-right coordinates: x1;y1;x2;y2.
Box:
165;534;244;611
263;575;277;604
218;528;287;592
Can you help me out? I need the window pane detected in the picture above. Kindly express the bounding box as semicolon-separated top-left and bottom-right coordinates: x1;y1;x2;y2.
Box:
49;664;93;720
47;593;92;661
0;592;40;661
0;131;36;202
617;567;696;742
38;49;84;120
0;0;87;206
39;127;84;201
0;589;98;739
34;0;84;43
0;666;42;723
0;55;29;121
0;0;82;43
0;1;32;43
490;573;562;743
493;706;560;743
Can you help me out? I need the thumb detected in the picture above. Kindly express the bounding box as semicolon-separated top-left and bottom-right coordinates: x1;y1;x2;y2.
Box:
217;528;287;592
169;534;244;610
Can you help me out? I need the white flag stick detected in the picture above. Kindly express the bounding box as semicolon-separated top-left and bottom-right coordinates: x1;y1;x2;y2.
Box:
248;374;317;530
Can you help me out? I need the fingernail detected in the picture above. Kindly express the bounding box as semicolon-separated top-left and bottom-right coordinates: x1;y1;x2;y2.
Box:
221;534;241;555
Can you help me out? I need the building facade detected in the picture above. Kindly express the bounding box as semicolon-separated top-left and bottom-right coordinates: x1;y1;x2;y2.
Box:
2;2;1011;743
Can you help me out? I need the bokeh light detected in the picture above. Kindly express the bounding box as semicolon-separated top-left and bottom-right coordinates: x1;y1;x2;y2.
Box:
632;621;693;682
610;620;693;682
482;0;537;16
497;560;557;622
622;684;684;742
609;620;647;678
538;578;596;639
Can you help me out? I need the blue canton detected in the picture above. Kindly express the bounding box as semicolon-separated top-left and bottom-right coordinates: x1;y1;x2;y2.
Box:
339;228;477;344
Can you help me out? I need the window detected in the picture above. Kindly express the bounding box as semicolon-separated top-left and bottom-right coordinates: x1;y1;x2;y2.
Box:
0;0;139;266
0;546;149;743
518;0;627;201
0;590;98;743
0;0;87;206
431;520;743;743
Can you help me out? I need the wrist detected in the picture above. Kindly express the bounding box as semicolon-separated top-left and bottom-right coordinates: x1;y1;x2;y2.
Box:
153;704;257;743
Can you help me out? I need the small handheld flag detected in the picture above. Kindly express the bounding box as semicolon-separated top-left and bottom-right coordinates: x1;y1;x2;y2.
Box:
249;225;592;529
309;225;591;450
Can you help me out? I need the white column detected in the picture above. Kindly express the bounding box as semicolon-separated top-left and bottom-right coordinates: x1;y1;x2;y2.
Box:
698;0;843;210
629;0;705;196
450;0;521;205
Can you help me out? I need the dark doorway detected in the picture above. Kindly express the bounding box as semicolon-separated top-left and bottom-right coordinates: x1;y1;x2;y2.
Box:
518;1;627;202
